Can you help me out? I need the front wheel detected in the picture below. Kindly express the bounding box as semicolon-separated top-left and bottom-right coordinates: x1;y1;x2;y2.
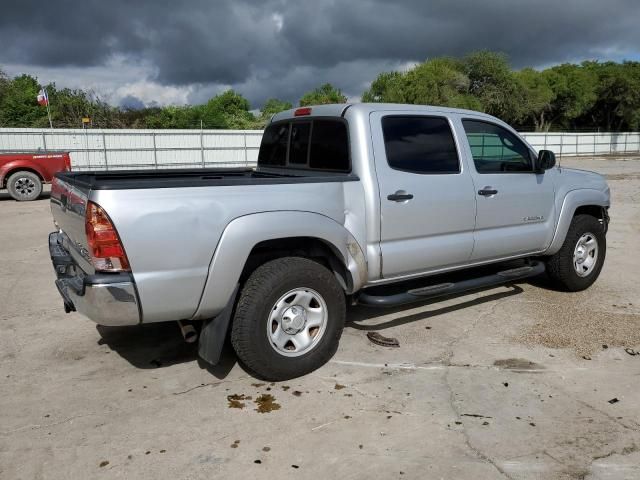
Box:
7;171;42;201
545;214;606;291
231;257;346;381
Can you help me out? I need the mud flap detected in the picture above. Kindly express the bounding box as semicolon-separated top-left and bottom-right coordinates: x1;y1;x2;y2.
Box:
197;285;239;366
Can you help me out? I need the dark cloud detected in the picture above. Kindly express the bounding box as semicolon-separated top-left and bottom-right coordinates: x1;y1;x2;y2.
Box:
1;0;639;107
119;95;145;110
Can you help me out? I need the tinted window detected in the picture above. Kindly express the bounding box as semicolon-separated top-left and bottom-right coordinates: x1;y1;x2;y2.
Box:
309;120;350;171
382;116;459;174
258;119;350;172
258;123;289;166
289;122;311;164
462;119;533;173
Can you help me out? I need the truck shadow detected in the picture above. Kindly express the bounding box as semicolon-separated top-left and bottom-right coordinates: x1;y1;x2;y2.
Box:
95;282;528;379
346;284;524;331
95;322;238;379
0;191;51;201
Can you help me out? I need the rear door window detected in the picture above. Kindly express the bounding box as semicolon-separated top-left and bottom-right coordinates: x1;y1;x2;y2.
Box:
309;120;350;171
381;116;460;174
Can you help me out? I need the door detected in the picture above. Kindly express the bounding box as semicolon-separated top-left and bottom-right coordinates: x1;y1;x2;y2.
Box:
371;113;477;278
459;118;556;260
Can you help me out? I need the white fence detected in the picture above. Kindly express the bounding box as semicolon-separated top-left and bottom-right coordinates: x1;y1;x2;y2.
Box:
0;128;638;170
0;128;263;170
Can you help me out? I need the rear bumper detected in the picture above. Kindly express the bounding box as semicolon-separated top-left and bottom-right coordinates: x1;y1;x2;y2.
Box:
49;232;141;326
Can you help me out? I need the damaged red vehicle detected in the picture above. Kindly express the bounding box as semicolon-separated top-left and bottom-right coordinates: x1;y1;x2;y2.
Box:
0;152;71;201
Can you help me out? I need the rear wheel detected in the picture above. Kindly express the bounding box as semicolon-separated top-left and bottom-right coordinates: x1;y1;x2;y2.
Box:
7;171;42;201
231;257;346;381
545;214;606;291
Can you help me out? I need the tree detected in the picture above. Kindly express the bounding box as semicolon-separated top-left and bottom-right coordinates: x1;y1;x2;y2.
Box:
362;71;405;103
545;63;598;130
260;98;292;117
463;51;522;122
0;74;46;127
201;90;257;129
255;98;292;127
299;83;347;106
581;61;640;130
514;68;555;131
402;57;481;110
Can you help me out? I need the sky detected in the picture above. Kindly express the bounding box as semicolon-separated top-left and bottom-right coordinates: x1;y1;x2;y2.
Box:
1;0;639;109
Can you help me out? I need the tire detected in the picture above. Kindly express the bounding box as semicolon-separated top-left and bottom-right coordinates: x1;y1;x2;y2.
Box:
7;171;42;201
231;257;346;381
545;214;606;291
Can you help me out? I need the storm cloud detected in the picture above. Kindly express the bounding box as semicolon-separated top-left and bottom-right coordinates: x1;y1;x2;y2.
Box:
1;0;639;107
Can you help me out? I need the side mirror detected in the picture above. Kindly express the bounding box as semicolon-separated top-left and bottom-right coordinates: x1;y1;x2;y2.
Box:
536;150;556;173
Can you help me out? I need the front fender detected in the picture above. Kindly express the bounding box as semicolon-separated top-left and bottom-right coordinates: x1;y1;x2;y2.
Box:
191;211;367;320
545;189;609;255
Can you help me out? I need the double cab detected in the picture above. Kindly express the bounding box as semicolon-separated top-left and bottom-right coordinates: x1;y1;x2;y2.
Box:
49;104;610;380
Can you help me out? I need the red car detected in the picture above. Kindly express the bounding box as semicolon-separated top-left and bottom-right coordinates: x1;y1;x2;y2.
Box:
0;152;72;201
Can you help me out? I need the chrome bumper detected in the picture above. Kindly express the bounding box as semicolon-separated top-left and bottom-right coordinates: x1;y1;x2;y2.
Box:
49;232;141;326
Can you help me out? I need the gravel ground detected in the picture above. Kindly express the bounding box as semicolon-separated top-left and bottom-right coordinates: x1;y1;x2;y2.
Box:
1;156;639;480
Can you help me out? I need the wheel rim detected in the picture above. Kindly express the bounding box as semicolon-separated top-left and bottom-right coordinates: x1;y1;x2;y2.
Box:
267;287;328;357
573;232;598;277
14;177;37;197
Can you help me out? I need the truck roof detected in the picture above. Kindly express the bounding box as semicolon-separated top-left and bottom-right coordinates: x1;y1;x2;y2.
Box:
271;102;501;124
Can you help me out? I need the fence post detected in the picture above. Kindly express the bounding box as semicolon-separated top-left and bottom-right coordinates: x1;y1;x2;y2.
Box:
559;134;564;161
200;127;205;168
152;132;158;168
624;132;628;155
102;131;108;170
543;132;547;151
575;133;579;157
41;131;48;152
243;132;248;167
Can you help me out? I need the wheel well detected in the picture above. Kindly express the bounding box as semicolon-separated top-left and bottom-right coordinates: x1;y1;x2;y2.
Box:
574;205;608;233
240;237;352;291
2;168;44;189
574;205;604;220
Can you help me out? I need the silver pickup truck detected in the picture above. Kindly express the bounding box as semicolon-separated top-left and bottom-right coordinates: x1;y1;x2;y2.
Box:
49;103;610;380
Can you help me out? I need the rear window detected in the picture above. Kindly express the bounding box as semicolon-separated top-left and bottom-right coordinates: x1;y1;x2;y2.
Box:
258;119;350;172
382;116;460;174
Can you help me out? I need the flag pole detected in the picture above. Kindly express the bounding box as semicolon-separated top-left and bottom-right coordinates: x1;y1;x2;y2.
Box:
45;87;53;129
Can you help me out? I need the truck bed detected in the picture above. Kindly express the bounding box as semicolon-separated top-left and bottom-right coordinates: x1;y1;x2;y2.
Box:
54;167;358;190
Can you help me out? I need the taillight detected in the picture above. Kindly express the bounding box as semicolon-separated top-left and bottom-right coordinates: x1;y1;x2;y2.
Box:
294;107;312;116
85;202;130;272
64;154;72;171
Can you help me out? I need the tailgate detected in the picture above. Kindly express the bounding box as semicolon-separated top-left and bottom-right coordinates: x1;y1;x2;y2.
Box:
50;174;93;272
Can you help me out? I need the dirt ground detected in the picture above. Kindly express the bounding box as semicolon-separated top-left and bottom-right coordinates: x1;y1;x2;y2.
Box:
1;156;639;480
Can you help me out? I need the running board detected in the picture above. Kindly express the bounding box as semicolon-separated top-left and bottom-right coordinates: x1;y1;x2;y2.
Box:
357;261;545;307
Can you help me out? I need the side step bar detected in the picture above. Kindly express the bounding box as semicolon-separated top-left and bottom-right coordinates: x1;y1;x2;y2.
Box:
357;261;545;307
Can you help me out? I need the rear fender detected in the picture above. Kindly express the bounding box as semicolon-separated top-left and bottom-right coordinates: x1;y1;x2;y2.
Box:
191;211;367;320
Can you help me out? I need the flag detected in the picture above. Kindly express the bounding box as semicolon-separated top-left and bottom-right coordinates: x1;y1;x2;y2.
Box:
37;89;49;106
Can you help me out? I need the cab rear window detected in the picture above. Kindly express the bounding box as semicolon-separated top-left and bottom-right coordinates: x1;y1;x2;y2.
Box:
258;119;350;172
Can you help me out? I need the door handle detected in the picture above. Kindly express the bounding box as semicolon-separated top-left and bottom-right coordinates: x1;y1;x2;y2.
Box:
387;191;414;202
478;187;498;196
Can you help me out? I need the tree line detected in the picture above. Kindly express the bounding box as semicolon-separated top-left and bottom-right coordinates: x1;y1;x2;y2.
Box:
1;51;639;131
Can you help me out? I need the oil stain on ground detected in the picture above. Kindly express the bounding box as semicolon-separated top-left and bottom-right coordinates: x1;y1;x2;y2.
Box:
254;394;281;413
227;394;252;409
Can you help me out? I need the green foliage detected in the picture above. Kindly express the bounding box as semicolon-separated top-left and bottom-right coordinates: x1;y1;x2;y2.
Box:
0;74;43;127
361;53;640;131
514;68;555;131
3;55;640;131
299;83;347;106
